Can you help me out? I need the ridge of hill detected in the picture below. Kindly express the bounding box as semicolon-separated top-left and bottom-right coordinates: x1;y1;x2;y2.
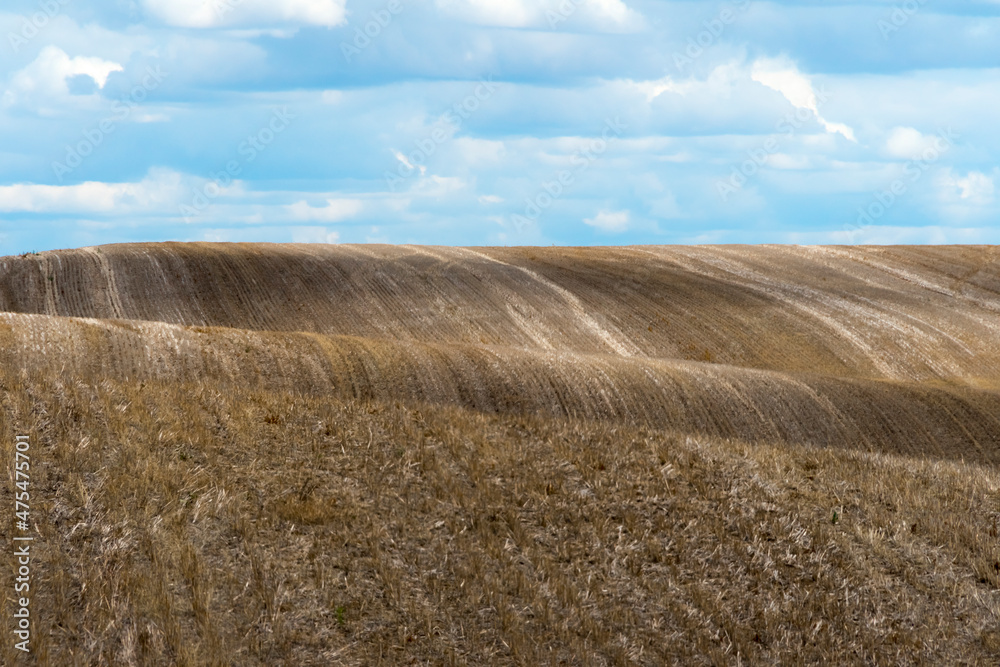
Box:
2;243;998;384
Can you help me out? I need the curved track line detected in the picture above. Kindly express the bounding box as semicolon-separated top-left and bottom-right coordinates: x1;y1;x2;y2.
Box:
81;246;126;320
451;247;641;357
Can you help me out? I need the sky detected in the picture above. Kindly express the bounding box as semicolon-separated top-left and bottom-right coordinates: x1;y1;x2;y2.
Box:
0;0;998;252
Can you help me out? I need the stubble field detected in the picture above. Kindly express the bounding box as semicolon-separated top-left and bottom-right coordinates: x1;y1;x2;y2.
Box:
1;242;999;664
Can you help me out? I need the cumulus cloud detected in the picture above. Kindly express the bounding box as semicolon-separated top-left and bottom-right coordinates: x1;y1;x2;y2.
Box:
286;198;363;222
583;209;630;232
938;169;995;205
631;75;690;102
630;62;744;101
751;57;856;142
143;0;347;28
2;46;122;113
884;127;943;159
0;168;184;213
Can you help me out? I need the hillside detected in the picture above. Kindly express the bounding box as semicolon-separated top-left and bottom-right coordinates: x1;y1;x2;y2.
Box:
1;243;999;461
3;244;999;384
1;242;999;664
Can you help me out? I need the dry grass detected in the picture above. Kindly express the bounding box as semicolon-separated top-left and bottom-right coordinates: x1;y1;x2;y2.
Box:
0;242;998;664
1;371;999;665
1;310;999;468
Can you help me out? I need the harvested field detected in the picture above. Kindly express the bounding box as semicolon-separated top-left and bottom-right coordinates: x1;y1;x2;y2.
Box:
1;242;999;664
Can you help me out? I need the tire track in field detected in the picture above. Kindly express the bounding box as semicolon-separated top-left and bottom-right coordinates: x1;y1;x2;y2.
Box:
638;246;981;382
80;246;126;320
450;246;641;358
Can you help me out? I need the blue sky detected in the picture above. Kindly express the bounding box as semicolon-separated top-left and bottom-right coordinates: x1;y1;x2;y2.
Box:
0;0;998;252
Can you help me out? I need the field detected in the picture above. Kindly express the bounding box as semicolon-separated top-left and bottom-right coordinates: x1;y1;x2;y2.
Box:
1;242;999;664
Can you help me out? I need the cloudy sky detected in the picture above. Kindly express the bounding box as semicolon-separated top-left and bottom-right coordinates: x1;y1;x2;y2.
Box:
0;0;998;252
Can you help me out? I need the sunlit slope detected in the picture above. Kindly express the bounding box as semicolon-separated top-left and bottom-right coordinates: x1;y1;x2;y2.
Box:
1;243;998;385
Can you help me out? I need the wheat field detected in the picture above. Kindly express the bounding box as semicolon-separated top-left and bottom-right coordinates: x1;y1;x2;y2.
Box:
1;242;999;664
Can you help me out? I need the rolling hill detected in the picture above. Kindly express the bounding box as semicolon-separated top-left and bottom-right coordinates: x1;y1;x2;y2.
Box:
1;242;998;665
2;242;1000;460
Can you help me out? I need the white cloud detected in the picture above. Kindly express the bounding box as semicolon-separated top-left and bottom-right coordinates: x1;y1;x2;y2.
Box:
435;0;641;30
751;57;856;142
884;127;940;159
632;76;689;102
588;0;636;25
478;194;503;204
583;209;630;232
435;0;535;27
2;46;123;113
629;61;744;101
143;0;347;28
0;168;184;213
286;198;363;222
938;169;995;205
393;150;425;176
